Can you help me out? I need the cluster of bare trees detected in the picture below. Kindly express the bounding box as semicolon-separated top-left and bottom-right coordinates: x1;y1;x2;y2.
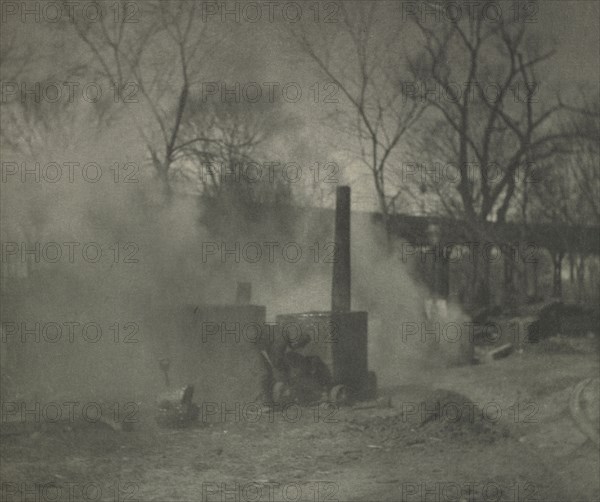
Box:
1;1;295;214
525;99;600;301
1;0;597;304
296;0;598;305
68;0;292;205
0;36;90;157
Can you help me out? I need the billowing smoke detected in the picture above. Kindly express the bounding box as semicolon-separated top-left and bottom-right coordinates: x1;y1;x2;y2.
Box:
0;21;468;411
2;150;465;407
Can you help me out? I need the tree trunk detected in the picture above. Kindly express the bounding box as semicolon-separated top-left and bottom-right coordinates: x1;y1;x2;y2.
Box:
469;239;491;308
480;253;492;306
470;246;479;308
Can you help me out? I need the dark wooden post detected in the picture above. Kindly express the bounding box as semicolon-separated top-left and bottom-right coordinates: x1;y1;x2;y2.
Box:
552;251;564;299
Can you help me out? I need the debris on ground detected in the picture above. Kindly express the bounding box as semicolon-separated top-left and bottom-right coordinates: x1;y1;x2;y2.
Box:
155;385;200;428
474;343;515;363
527;302;600;342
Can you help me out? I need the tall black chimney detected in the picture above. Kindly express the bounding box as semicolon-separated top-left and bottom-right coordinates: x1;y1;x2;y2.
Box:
331;186;351;312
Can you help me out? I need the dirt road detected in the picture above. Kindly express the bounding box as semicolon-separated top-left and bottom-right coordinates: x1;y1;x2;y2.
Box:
1;352;598;502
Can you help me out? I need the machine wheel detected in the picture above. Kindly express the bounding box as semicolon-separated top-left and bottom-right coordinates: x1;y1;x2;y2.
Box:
272;381;290;403
329;385;350;405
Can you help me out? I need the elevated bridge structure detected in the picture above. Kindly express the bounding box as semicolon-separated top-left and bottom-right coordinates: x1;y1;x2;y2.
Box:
384;214;599;255
381;213;600;304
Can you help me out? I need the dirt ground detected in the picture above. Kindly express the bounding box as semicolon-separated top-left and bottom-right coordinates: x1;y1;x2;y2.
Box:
1;348;598;502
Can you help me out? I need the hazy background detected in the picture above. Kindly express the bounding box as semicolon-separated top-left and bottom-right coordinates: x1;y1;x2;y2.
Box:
1;0;598;406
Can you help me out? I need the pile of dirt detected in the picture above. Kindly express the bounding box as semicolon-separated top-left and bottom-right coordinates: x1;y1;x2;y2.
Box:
344;389;510;446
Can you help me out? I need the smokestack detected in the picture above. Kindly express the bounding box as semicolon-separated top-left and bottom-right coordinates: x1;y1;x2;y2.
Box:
332;186;351;312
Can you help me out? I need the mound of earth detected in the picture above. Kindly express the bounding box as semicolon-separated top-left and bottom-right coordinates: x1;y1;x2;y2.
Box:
344;389;510;447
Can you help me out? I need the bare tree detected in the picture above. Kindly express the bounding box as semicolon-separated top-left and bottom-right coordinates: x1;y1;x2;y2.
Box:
173;99;277;198
295;2;427;240
0;36;40;154
1;88;98;158
68;0;220;200
406;0;575;303
408;0;573;224
68;1;296;210
527;99;600;301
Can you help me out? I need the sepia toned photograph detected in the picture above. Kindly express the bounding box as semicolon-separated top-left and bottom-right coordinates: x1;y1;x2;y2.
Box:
0;1;598;501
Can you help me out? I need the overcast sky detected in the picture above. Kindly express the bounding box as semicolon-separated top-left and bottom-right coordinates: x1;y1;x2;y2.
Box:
537;0;599;84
